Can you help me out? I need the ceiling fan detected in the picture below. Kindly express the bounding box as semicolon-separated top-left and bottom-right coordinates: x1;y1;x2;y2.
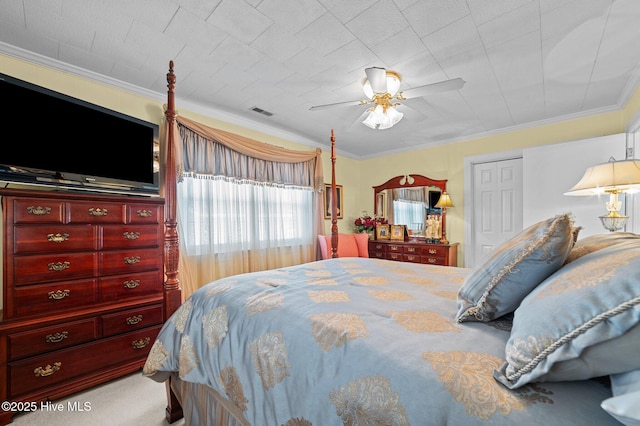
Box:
309;67;465;130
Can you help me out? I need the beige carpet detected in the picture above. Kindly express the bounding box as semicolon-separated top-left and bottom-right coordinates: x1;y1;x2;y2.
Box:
10;371;186;426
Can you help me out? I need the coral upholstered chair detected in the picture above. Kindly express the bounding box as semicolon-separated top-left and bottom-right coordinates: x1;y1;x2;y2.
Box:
318;233;369;259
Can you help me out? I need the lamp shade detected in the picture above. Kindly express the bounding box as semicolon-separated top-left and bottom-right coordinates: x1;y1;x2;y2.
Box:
564;159;640;195
435;192;454;208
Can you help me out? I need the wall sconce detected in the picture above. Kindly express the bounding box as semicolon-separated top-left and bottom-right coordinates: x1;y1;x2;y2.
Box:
434;191;454;244
564;158;640;232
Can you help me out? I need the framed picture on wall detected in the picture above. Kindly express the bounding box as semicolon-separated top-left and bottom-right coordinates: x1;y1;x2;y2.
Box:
324;184;343;219
390;224;406;241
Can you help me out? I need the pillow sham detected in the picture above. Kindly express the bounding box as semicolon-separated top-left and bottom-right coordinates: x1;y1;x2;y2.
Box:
564;232;640;264
493;240;640;389
602;369;640;426
456;213;576;322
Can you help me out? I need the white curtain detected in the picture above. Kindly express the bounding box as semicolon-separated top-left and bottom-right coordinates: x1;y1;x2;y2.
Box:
172;117;324;297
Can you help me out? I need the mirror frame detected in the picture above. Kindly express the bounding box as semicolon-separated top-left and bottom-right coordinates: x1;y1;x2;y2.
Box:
373;174;447;239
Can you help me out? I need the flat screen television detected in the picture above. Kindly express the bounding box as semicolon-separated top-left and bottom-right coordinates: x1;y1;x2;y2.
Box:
0;73;159;196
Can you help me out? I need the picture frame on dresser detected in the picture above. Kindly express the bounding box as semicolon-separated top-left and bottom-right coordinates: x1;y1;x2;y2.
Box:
390;224;405;241
376;224;390;240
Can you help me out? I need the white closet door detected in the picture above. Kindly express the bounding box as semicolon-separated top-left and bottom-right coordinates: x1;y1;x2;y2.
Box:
471;157;523;267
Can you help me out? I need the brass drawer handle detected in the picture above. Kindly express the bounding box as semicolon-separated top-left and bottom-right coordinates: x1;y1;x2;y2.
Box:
428;249;437;254
407;255;416;261
45;331;69;343
123;280;140;289
48;289;70;300
407;247;416;252
124;256;141;265
123;231;140;240
47;233;69;243
132;337;150;349
136;209;153;218
427;258;437;264
48;261;70;271
390;245;400;251
88;207;108;217
34;362;61;377
126;315;143;325
27;206;51;216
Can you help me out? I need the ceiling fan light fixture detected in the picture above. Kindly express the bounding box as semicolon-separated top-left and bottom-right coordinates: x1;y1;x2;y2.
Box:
362;105;403;130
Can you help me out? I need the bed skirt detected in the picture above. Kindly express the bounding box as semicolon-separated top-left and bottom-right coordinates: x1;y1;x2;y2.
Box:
170;374;249;426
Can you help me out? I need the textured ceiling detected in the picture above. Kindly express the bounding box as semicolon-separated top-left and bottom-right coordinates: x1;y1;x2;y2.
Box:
1;0;640;159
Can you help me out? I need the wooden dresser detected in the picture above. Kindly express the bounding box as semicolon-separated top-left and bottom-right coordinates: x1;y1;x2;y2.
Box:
0;189;164;424
369;239;459;266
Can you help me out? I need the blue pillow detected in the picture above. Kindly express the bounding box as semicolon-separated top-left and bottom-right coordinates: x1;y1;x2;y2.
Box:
456;213;576;322
602;369;640;426
494;240;640;389
564;232;640;264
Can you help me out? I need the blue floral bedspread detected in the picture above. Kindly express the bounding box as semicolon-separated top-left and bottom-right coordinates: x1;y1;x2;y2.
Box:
143;257;617;425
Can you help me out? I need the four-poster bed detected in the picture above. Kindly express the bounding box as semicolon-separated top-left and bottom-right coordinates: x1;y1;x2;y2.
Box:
146;62;638;425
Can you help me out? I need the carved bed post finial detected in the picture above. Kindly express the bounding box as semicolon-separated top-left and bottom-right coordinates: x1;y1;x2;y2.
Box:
330;129;339;258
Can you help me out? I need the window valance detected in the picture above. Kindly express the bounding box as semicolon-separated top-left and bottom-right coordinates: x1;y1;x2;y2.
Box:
174;116;323;190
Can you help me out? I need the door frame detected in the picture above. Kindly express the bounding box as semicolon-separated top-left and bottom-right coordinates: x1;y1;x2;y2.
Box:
463;148;523;268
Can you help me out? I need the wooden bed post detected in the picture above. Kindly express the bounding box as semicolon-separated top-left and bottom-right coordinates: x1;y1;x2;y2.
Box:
163;60;184;424
330;129;338;258
163;60;182;318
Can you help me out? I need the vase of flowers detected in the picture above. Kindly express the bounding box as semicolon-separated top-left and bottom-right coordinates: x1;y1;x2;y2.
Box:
354;211;388;239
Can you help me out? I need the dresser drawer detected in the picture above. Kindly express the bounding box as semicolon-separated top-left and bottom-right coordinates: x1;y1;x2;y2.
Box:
127;203;162;224
13;225;96;254
421;256;446;265
403;253;422;263
8;318;99;360
100;249;162;275
12;279;98;317
101;304;163;337
13;252;97;285
100;270;163;302
369;242;387;252
7;326;161;398
403;245;421;255
387;252;403;261
387;244;403;253
11;199;66;224
421;245;448;257
101;224;162;249
68;201;126;224
369;251;386;259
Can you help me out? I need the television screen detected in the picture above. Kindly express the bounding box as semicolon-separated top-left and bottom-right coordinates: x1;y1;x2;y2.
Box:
0;73;159;196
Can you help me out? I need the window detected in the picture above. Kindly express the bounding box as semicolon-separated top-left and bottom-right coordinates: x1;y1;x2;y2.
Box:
178;174;315;256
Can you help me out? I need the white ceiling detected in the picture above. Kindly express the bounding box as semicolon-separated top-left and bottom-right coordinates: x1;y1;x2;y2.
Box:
2;0;640;159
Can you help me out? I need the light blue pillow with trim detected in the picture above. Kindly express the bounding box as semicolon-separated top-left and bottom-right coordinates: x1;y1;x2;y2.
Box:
564;232;640;264
601;369;640;426
456;213;576;322
494;240;640;389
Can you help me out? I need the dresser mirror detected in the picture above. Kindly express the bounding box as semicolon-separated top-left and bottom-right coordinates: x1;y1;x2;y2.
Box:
373;175;447;238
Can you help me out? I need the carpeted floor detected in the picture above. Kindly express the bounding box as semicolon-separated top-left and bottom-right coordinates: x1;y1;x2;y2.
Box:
10;371;186;426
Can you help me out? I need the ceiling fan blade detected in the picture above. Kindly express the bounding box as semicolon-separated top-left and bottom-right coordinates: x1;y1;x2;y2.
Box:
309;99;368;111
365;67;387;93
399;77;465;100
